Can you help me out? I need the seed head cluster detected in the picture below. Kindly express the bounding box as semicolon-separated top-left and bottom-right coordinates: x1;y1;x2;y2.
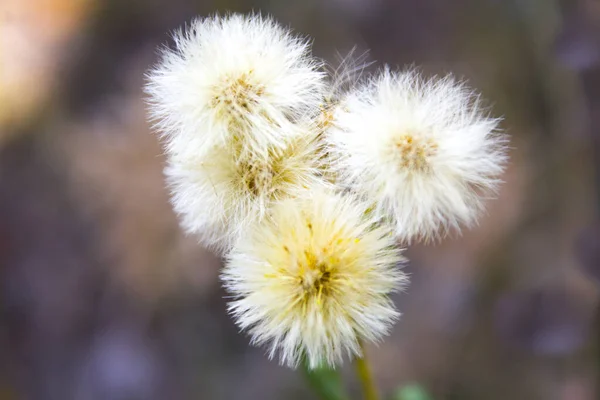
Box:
328;69;507;242
223;191;406;368
145;13;508;368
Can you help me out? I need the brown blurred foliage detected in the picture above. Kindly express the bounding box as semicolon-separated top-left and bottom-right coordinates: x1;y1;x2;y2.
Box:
0;0;92;137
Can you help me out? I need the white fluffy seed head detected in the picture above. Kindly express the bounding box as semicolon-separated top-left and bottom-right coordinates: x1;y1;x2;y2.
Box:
145;13;326;159
166;127;328;253
222;191;408;369
328;68;508;242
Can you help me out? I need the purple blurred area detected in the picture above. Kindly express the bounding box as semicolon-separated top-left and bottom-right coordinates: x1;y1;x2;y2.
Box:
1;0;600;399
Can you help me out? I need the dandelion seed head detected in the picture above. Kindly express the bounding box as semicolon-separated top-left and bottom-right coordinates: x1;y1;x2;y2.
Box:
222;191;407;368
145;13;325;158
166;129;327;252
328;68;508;242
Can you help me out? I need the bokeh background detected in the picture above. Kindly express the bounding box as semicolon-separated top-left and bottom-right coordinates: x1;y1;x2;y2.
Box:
1;0;599;399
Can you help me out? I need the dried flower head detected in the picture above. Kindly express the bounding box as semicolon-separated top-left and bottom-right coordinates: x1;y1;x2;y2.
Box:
328;69;508;242
166;128;327;252
145;13;325;158
222;191;407;368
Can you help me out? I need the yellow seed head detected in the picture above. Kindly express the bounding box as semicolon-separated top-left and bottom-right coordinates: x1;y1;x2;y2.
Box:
223;191;408;368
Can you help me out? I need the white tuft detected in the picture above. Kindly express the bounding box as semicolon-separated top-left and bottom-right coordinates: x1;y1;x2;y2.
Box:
145;13;326;159
222;190;408;368
166;127;328;252
327;69;508;242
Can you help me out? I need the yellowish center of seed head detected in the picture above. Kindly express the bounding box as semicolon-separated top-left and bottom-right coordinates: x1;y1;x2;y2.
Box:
288;223;362;307
234;137;313;201
394;133;438;172
300;262;332;294
211;70;265;120
238;159;275;197
297;249;336;304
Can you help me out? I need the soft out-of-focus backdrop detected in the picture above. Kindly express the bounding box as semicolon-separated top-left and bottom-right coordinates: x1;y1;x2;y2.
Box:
0;0;599;399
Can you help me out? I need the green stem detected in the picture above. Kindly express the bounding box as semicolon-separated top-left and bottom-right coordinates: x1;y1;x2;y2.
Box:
355;340;379;400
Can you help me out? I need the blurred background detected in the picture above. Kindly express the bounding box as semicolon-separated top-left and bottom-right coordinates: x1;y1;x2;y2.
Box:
0;0;598;399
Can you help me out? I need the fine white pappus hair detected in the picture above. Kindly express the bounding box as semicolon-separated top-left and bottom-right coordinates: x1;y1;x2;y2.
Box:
327;68;508;242
222;190;408;368
315;47;373;130
145;13;326;159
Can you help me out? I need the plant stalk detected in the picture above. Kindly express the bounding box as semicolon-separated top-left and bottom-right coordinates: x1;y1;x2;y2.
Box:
354;340;379;400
